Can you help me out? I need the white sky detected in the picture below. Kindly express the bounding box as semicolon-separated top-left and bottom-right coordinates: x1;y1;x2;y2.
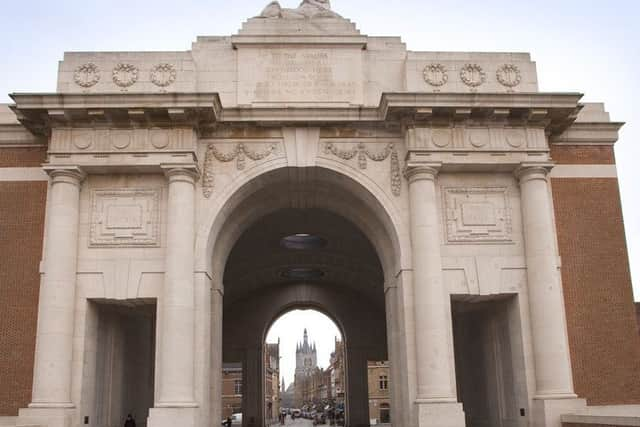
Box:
266;309;342;389
0;1;638;300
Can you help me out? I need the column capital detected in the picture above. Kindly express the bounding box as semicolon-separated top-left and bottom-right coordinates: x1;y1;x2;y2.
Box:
403;162;442;184
514;162;554;183
43;166;86;186
161;164;200;184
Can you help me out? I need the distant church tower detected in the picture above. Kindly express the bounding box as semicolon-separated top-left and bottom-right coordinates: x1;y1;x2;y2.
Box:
294;328;317;407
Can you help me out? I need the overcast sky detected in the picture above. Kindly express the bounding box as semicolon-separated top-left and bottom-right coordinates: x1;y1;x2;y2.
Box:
1;0;638;366
266;309;342;389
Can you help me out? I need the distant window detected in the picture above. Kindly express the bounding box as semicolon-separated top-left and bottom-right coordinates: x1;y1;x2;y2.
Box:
379;375;388;390
235;379;242;395
380;403;391;423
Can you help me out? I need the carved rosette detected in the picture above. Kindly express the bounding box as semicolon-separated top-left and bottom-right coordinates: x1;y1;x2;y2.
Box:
112;63;139;88
423;64;448;88
496;64;522;89
151;63;177;88
324;142;401;196
202;142;280;198
74;63;101;88
460;64;486;88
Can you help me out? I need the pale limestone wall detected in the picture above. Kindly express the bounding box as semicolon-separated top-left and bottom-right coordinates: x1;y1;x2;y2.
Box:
406;51;538;93
8;4;631;427
437;172;526;296
55;17;539;107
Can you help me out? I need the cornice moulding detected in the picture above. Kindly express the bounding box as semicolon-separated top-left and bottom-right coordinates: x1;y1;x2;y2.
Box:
9;91;584;137
550;121;624;146
0;124;46;146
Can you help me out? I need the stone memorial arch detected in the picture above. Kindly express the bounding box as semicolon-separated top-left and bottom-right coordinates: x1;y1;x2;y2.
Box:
2;1;640;427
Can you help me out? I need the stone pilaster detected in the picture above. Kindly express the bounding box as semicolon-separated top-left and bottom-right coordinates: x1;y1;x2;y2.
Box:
19;167;85;427
149;166;199;427
404;164;465;427
516;163;585;427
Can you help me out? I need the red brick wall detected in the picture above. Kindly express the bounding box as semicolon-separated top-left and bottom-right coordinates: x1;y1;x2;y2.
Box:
550;145;615;164
0;178;47;415
552;177;640;404
0;147;46;167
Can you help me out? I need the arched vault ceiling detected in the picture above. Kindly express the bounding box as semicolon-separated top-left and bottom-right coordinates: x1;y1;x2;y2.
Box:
223;208;385;307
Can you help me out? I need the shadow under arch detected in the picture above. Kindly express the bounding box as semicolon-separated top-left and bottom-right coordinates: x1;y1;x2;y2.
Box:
223;282;387;427
195;164;411;286
205;165;414;427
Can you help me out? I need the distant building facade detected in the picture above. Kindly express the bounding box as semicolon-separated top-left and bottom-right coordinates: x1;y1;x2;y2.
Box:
221;363;243;419
264;342;281;421
221;343;280;421
293;329;318;407
368;361;391;425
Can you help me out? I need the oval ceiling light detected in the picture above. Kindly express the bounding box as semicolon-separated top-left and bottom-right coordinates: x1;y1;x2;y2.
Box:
281;268;325;280
280;233;327;250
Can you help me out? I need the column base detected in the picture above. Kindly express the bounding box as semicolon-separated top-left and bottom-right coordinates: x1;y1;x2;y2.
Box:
148;406;197;427
17;406;75;427
531;396;586;427
416;400;465;427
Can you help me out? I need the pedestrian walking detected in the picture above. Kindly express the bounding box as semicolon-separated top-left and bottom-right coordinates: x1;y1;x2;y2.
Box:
124;414;136;427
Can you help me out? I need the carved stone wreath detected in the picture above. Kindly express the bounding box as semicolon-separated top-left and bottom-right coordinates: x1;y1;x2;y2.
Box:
324;142;401;196
112;63;139;88
74;63;100;88
202;143;279;198
496;64;522;89
423;64;448;87
460;64;486;88
151;63;177;88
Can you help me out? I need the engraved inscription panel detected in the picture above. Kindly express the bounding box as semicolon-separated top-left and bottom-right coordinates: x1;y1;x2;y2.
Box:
444;187;512;244
106;205;143;229
460;202;496;226
238;47;362;104
90;189;160;247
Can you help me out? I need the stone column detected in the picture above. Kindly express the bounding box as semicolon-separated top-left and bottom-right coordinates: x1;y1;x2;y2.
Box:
404;164;465;427
242;345;263;427
149;166;199;427
19;167;84;427
516;164;585;426
30;167;85;406
345;347;369;427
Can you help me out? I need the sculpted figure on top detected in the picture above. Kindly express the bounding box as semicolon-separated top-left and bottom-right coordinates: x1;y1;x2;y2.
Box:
258;0;341;19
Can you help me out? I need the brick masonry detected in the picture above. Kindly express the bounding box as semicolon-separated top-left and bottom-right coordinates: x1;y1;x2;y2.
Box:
0;180;47;415
550;144;616;165
0;147;47;168
0;141;638;416
552;176;640;405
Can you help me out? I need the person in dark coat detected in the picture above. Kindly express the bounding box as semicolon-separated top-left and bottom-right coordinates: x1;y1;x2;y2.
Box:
124;414;136;427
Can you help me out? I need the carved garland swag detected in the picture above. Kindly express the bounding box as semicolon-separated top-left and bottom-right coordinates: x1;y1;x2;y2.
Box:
201;141;401;198
202;142;279;198
324;142;402;196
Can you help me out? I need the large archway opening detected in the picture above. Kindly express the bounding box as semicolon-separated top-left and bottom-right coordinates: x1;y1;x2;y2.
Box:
264;309;345;425
210;167;405;427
